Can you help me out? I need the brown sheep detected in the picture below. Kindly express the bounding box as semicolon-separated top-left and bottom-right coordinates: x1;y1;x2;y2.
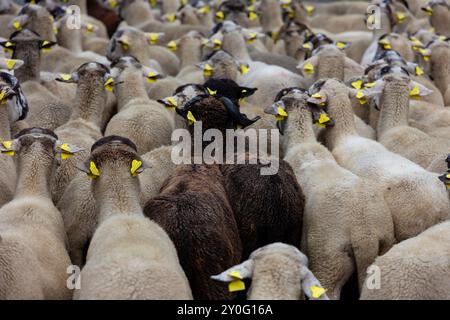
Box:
144;164;242;300
174;91;305;259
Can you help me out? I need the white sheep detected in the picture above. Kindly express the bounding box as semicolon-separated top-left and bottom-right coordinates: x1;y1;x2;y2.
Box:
0;127;82;299
73;136;192;300
212;243;329;300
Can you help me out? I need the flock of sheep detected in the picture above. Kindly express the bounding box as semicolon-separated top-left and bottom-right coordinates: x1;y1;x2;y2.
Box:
0;0;449;300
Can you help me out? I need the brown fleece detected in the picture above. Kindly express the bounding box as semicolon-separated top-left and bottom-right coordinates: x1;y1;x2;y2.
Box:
144;164;242;300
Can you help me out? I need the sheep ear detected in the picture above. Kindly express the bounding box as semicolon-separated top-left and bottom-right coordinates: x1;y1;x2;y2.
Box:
142;66;163;83
297;56;318;77
77;160;100;179
0;58;23;71
239;86;257;98
409;81;433;97
211;259;254;282
131;158;149;177
196;61;214;77
307;92;327;105
146;32;165;45
0;140;17;156
55;72;78;83
300;266;329;300
40;40;57;53
9;14;28;31
56;141;84;160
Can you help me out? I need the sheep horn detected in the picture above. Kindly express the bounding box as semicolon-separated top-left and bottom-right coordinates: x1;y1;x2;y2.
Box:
218;96;260;128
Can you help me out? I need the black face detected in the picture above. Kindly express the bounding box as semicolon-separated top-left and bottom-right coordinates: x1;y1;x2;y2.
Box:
203;78;257;104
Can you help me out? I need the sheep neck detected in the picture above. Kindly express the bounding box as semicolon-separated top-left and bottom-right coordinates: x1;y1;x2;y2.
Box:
284;100;317;150
122;1;154;25
179;39;202;69
431;47;450;94
71;78;106;127
29;15;56;42
249;260;302;300
162;0;180;14
260;2;283;33
14;147;53;199
377;80;410;137
58;22;83;53
317;54;345;80
325;92;356;149
223;32;251;61
116;69;150;111
431;6;450;35
0;103;11;139
13;46;41;82
94;168;143;223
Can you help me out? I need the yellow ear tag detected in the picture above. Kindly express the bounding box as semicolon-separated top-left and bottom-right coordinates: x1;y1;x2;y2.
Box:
148;33;160;44
130;159;143;177
121;41;129;51
41;40;52;53
305;5;315;15
0;90;6;104
351;80;362;90
59;73;72;81
216;11;224;21
311;93;322;99
410;85;420;98
240;64;249;75
187;111;196;126
367;15;375;24
248;11;258;21
229;280;246;292
379;39;391;50
310;285;327;299
12;20;21;31
1;141;14;156
166;14;176;22
415;66;424;76
89;161;100;178
229;271;243;279
167;40;177;51
165;97;177;109
85;23;94;33
199;5;210;14
364;82;376;88
424;7;433;16
207;87;217;95
104;77;114;92
302;43;312;50
303;62;314;74
4;59;16;71
275;106;288;122
59;143;75;160
356;91;366;105
213;39;222;50
246;33;257;44
146;71;158;83
396;12;406;23
336;42;347;49
203;63;213;77
108;0;118;8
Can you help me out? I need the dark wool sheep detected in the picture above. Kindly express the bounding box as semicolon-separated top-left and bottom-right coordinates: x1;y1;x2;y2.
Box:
144;164;242;300
221;158;304;259
175;92;305;259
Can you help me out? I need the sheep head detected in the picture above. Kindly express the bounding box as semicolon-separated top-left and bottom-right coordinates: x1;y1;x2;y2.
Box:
211;242;329;300
0;71;28;122
77;135;147;181
56;62;114;93
0;127;83;164
197;50;249;81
